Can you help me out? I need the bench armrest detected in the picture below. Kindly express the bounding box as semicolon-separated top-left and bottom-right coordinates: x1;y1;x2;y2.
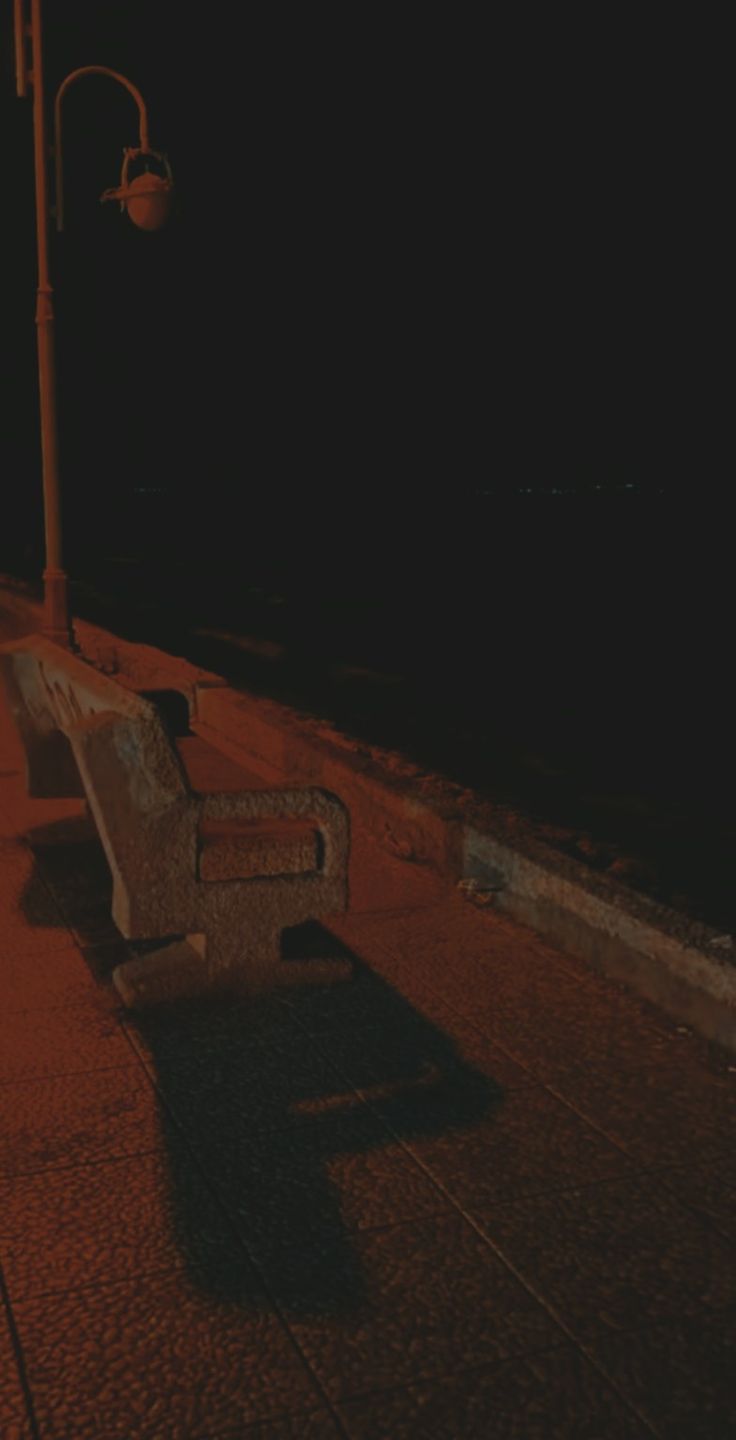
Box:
200;786;349;878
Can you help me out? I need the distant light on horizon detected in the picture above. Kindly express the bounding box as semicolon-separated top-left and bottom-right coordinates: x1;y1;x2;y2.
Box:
474;482;654;497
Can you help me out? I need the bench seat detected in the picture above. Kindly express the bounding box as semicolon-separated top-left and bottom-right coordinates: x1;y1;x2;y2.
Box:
198;815;321;881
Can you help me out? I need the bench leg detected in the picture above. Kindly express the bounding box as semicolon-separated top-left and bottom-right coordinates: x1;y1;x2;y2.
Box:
112;929;354;1008
210;927;354;997
112;940;208;1008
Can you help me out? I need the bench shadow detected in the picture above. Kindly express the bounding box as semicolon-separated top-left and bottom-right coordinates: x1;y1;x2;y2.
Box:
25;832;502;1319
131;929;502;1318
25;815;122;943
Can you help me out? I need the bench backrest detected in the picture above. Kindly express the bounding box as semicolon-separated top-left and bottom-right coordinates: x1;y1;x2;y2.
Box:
1;635;140;798
1;634;153;724
0;637;196;934
0;634;188;797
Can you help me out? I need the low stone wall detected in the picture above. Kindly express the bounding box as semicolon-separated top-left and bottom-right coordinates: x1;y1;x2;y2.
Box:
194;685;736;1055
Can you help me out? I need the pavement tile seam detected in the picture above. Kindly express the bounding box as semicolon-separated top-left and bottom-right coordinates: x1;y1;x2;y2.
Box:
1;990;117;1019
556;1342;665;1439
275;996;652;1215
0;987;123;1018
573;1305;736;1438
0;1142;266;1307
464;1193;736;1380
94;1055;325;1286
115;1010;168;1073
207;1275;351;1440
216;1096;428;1148
258;1338;354;1440
0;1057;158;1119
539;1071;736;1172
285;1332;577;1415
458;1004;697;1086
346;893;568;952
104;1038;249;1185
636;1155;736;1246
370;922;599;996
11;1263;343;1437
1;838;73;922
190;1082;466;1244
580;1303;736;1438
210;1410;348;1440
0;989;129;1039
464;1164;736;1235
0;942;82;971
422;1177;736;1367
0;1142;163;1183
342;887;446;910
349;987;547;1087
353;1118;647;1223
120;1023;372;1131
0;996;119;1019
4;1254;209;1309
0;935;80;964
213;1134;452;1226
514;1080;646;1164
313;967;545;1081
347;942;581;1075
0;1058;143;1088
301;1028;448;1096
284;970;542;1099
246;1220;576;1412
332;1343;659;1440
9;1270;329;1435
248;1202;457;1256
0;1269;40;1440
350;913;716;1060
404;1163;646;1221
452;1205;642;1360
335;1337;577;1408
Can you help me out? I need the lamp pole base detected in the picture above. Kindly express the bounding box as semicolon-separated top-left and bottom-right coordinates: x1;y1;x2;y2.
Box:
42;567;77;650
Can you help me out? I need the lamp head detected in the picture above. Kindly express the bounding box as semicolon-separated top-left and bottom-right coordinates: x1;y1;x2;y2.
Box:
101;148;174;230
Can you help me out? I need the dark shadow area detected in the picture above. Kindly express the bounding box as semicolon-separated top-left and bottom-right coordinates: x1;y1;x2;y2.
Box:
137;688;193;737
122;924;500;1317
13;854;71;929
21;834;500;1318
27;819;120;944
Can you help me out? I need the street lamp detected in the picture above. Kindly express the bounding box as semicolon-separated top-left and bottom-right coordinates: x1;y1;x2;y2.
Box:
13;0;174;648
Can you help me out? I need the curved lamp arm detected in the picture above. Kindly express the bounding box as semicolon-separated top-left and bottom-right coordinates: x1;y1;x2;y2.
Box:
54;65;151;231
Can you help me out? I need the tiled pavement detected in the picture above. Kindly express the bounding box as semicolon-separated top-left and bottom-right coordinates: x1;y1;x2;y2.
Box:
1;690;735;1438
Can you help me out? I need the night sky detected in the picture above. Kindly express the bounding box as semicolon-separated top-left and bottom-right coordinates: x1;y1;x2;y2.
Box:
1;6;727;597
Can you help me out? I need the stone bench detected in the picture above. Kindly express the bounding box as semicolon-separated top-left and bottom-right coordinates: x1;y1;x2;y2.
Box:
0;635;350;1006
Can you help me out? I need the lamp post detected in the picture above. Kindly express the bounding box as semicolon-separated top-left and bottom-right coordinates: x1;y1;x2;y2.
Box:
13;0;173;648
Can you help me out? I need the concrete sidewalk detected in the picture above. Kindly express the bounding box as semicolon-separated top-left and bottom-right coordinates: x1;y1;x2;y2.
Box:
1;640;735;1437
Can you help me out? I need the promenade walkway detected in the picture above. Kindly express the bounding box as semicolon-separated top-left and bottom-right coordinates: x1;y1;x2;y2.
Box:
0;616;734;1438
